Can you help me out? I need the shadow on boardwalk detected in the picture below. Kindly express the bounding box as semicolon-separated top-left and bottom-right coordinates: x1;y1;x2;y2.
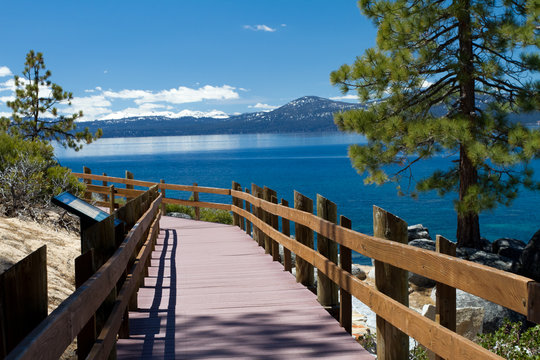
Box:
117;218;372;359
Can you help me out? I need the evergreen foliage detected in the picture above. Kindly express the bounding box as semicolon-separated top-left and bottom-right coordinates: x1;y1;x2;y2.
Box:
0;132;84;217
477;319;540;358
331;0;540;247
1;50;102;151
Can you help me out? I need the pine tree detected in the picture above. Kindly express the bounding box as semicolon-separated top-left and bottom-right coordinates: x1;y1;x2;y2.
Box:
3;50;102;151
331;0;540;248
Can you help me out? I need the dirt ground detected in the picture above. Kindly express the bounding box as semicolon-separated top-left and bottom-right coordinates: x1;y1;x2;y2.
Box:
0;215;80;358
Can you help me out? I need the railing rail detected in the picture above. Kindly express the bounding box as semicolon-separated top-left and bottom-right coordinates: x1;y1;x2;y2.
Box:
5;186;161;360
9;169;534;359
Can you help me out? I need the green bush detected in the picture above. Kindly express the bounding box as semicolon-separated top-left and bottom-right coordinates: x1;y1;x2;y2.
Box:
0;132;84;217
165;203;232;225
477;319;540;359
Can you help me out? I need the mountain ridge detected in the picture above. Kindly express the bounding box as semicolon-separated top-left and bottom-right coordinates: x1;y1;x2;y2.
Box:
80;95;539;138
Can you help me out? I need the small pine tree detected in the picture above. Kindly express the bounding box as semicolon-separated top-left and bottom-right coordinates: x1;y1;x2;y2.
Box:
3;50;102;151
331;0;540;248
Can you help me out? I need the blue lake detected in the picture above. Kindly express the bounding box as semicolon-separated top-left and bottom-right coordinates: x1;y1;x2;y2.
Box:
56;133;540;265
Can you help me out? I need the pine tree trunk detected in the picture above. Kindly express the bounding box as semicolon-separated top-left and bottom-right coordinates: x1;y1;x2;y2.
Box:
457;146;481;248
456;0;482;248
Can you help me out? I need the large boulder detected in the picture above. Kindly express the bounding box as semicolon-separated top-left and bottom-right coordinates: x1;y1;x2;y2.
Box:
422;304;484;341
492;238;526;262
452;289;525;333
408;224;432;241
520;229;540;281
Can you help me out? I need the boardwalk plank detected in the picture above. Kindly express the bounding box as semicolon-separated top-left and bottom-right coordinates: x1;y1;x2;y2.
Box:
117;216;372;359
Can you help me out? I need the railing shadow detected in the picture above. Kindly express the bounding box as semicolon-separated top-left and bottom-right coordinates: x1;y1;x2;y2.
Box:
127;228;177;358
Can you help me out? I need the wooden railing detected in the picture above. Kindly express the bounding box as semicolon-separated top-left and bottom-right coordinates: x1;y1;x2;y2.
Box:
70;170;540;360
4;169;538;359
5;185;162;360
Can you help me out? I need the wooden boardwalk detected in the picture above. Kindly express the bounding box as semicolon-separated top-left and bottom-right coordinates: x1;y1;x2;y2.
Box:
117;216;372;359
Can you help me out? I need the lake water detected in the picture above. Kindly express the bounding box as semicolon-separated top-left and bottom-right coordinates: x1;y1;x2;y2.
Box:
55;133;540;265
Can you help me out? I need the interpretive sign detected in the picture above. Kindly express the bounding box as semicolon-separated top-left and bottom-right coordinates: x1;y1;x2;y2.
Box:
52;192;121;227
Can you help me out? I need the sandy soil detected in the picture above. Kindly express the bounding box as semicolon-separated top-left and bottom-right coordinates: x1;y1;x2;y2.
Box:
0;216;80;359
0;216;80;312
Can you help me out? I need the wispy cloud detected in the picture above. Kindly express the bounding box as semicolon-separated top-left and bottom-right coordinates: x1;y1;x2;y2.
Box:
68;84;240;121
0;77;242;121
248;102;278;110
329;94;358;101
243;24;276;32
0;66;12;77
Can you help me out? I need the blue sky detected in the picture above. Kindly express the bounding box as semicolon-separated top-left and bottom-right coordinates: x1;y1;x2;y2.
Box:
0;1;377;121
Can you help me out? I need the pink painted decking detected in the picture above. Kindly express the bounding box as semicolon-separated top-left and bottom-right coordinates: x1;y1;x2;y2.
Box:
116;216;373;359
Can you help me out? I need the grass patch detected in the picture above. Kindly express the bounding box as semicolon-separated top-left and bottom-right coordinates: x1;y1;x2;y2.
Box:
165;203;232;225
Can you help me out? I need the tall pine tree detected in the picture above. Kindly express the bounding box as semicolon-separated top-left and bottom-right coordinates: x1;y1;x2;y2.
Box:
3;50;102;151
331;0;540;248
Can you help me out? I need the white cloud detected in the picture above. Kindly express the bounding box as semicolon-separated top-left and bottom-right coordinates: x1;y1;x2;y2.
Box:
101;107;229;120
243;24;276;32
330;94;358;101
281;24;287;27
0;66;12;77
0;78;16;92
0;81;241;121
0;95;14;103
0;111;11;117
421;80;434;88
248;103;278;110
68;95;112;121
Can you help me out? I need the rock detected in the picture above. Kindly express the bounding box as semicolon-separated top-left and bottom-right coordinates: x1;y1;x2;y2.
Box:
409;239;436;251
167;212;192;219
479;237;493;252
422;304;484;341
367;267;375;281
408;239;437;287
455;289;525;333
467;251;515;272
408;224;432;241
351;264;367;280
520;229;540;281
409;272;436;288
492;238;526;262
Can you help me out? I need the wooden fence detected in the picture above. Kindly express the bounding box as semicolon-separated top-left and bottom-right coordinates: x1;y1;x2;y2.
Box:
72;170;540;360
3;185;161;360
2;168;539;360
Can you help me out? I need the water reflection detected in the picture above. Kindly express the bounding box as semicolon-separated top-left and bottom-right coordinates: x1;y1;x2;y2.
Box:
55;133;367;158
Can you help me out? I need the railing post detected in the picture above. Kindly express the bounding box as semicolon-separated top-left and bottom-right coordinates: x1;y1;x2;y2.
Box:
193;182;200;221
160;179;166;215
270;195;280;262
125;170;134;201
316;194;339;317
109;185;115;214
80;216;119;359
75;249;96;360
0;246;47;358
435;235;457;360
232;181;241;227
373;206;409;360
245;188;252;236
251;184;264;247
83;166;92;201
339;215;352;335
263;186;277;256
281;199;292;273
294;191;314;291
103;173;109;202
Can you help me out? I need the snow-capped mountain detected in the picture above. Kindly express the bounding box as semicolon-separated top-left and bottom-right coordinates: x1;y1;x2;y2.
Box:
82;96;364;138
